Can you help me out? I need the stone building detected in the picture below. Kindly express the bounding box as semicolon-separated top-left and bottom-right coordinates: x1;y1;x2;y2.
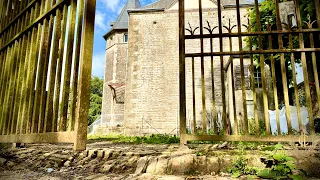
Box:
102;0;271;135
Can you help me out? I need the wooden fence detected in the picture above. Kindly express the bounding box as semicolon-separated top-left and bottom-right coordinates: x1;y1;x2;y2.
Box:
179;0;320;145
0;0;96;150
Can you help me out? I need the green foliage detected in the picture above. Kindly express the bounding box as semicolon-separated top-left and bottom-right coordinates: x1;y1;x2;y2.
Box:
227;142;260;178
88;76;103;126
87;134;180;144
258;152;302;180
262;143;284;151
246;0;317;103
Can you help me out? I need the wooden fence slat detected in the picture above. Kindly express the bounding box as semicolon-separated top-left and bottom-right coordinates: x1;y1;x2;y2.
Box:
9;39;23;134
0;0;92;151
24;24;41;134
2;45;15;135
44;2;63;133
53;4;68;132
69;0;84;131
15;34;28;134
31;19;48;133
0;48;11;135
19;31;33;134
73;0;96;150
13;35;27;134
38;15;54;133
60;0;77;132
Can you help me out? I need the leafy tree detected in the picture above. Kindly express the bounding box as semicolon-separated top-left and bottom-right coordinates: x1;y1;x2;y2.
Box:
247;0;319;107
88;76;103;125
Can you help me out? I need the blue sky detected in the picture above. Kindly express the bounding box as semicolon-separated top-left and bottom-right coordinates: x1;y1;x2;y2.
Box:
92;0;157;78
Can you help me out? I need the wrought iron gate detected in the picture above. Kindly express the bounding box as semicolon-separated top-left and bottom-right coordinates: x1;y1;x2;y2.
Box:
0;0;96;150
179;0;320;144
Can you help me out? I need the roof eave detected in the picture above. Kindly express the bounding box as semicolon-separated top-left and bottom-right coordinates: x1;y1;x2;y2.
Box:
128;8;165;13
103;28;128;40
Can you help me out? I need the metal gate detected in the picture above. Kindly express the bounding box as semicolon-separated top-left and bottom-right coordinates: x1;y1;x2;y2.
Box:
179;0;320;144
0;0;96;150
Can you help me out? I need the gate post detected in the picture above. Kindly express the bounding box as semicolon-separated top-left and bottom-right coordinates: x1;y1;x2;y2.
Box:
74;0;96;151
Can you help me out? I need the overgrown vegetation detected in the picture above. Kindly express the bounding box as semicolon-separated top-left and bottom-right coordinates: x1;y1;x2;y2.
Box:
247;0;319;107
88;76;103;126
227;142;260;178
258;152;302;180
226;143;302;179
87;134;179;144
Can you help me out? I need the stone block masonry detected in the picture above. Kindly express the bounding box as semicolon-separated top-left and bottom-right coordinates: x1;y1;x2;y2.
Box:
125;8;250;135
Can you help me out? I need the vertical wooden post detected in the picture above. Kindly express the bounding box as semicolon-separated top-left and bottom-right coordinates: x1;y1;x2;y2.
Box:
73;0;96;151
179;0;186;144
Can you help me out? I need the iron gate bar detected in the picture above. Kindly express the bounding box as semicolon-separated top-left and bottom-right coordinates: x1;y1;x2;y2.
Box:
179;0;186;143
217;0;227;134
236;0;249;135
184;28;320;39
294;0;315;135
254;0;271;135
308;20;320;121
185;48;320;57
266;20;281;135
244;19;260;134
224;19;238;135
179;0;320;143
204;21;218;135
198;0;207;134
0;0;70;52
288;24;303;132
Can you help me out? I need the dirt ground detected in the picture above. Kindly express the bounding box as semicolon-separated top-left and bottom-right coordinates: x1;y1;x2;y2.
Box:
0;141;319;180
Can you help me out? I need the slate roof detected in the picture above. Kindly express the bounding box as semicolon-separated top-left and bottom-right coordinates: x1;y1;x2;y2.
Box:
104;0;253;39
138;0;253;10
103;0;141;39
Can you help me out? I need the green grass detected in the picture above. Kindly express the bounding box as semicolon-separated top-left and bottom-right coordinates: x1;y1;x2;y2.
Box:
87;134;180;144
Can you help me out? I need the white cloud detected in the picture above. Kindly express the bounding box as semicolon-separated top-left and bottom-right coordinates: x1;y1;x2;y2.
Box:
100;0;122;12
92;52;106;77
95;10;108;31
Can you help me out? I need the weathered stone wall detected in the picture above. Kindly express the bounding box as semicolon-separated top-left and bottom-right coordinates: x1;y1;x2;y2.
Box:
125;7;250;135
102;32;128;128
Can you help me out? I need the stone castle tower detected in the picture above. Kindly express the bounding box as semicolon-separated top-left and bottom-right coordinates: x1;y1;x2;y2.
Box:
102;0;265;135
102;0;141;132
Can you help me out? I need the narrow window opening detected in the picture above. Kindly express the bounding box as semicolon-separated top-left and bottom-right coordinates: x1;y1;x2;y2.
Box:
124;33;128;43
